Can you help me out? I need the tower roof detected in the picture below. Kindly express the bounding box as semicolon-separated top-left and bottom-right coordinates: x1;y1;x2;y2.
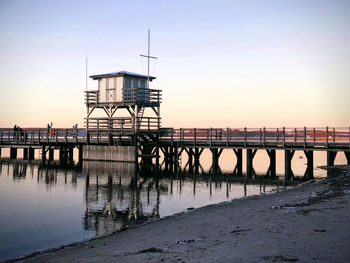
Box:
90;71;156;80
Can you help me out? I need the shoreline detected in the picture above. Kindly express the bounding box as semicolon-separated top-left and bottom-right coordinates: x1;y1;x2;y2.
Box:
10;166;350;262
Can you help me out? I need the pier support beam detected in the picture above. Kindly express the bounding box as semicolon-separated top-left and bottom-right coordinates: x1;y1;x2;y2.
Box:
141;145;153;166
169;146;174;172
327;151;337;166
78;145;83;166
49;148;54;161
10;148;17;159
284;150;295;179
194;148;203;174
0;147;1;158
23;148;29;160
68;147;74;163
246;149;257;177
233;149;242;176
345;151;350;165
304;150;314;179
28;148;34;160
41;145;46;162
59;146;68;165
210;148;223;174
266;149;276;177
211;148;219;174
188;148;193;173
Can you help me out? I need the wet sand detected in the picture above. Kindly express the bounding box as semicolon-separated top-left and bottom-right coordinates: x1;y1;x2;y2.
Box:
16;166;350;263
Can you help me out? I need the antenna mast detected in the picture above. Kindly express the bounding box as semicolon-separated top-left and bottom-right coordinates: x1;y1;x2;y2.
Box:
85;57;88;91
140;29;157;88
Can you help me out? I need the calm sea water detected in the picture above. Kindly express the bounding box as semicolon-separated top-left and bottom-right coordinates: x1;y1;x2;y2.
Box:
0;148;347;261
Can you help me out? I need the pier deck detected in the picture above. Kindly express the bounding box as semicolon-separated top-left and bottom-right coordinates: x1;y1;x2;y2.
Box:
0;127;349;178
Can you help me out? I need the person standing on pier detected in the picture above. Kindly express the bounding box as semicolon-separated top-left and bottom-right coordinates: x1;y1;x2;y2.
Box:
13;125;18;140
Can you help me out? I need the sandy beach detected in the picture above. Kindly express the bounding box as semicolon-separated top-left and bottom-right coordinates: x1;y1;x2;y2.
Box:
14;166;350;263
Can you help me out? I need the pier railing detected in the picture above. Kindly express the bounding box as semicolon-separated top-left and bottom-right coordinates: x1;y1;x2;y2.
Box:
85;88;161;106
85;117;160;130
159;127;350;147
123;88;161;105
0;127;349;148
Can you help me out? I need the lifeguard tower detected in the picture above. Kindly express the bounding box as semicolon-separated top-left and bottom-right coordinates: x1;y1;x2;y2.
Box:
84;71;161;132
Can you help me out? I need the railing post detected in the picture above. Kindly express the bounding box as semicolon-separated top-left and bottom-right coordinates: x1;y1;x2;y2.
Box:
259;128;262;142
244;127;247;147
180;128;183;145
276;128;279;142
210;128;212;146
171;128;174;146
194;128;197;147
326;127;328;147
283;127;285;147
38;129;41;144
313;128;316;143
333;128;335;143
294;128;297;142
226;127;229;146
56;129;58;143
47;128;49;143
86;130;90;144
263;127;266;146
304;127;306;147
349;127;350;149
65;129;68;143
0;130;2;143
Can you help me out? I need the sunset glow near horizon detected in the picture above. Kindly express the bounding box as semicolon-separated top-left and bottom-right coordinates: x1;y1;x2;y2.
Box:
0;0;349;128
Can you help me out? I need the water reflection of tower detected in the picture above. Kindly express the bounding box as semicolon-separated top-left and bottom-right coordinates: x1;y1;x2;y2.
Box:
82;161;163;236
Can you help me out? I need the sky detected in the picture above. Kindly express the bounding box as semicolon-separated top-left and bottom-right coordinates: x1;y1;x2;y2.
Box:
0;0;349;128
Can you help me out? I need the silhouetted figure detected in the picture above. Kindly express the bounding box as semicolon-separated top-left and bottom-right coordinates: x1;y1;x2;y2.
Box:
13;125;18;140
19;127;24;141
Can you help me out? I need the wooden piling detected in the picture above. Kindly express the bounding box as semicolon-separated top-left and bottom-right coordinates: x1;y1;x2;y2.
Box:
246;149;257;177
28;148;34;160
233;149;242;176
78;145;83;166
41;145;46;162
68;147;73;163
284;150;295;179
327;151;337;166
23;148;29;160
304;150;314;179
211;148;219;174
188;148;193;173
49;148;54;161
345;151;350;165
266;149;276;177
10;148;17;159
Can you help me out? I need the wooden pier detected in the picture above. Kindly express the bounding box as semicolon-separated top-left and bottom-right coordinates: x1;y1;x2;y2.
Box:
0;126;349;179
